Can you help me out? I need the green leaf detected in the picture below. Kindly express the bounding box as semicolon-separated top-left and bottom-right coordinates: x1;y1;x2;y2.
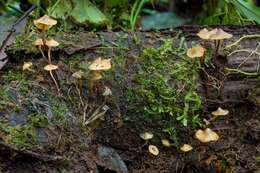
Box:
141;12;190;30
70;0;107;25
47;0;73;19
231;0;260;24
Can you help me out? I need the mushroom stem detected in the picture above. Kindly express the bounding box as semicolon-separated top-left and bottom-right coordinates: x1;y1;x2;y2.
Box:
49;71;60;95
38;46;48;62
215;40;220;56
48;47;52;63
89;71;102;98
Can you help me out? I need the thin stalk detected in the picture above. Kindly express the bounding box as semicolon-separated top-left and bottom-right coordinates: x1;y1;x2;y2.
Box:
38;46;48;62
47;47;52;63
49;71;60;95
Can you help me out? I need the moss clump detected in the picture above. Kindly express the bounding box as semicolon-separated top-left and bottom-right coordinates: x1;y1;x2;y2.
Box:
0;121;38;149
126;37;202;141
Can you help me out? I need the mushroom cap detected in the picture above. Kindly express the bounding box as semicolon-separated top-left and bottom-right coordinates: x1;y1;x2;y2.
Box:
180;144;193;152
34;38;44;46
103;86;112;96
195;128;219;143
148;145;159;156
89;57;111;71
140;132;154;140
210;29;233;40
187;45;206;58
211;107;229;117
45;38;59;47
197;28;218;40
161;139;171;147
33;15;57;30
44;64;58;71
197;28;232;40
23;62;33;71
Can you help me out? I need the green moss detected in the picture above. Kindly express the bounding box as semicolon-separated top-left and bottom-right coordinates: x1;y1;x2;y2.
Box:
0;122;39;149
125;37;202;141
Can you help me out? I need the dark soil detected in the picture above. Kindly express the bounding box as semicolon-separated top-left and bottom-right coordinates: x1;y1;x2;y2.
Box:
0;25;259;173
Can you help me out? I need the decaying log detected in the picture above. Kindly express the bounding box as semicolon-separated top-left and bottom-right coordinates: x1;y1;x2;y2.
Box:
5;25;260;106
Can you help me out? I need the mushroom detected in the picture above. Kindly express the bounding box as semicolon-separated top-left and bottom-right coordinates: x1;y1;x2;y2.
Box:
45;38;59;63
187;45;206;64
140;132;154;140
211;107;229;117
161;139;171;147
23;62;33;71
197;28;218;40
195;128;219;143
197;28;232;56
210;28;232;55
180;144;193;152
88;57;112;97
44;64;60;94
34;38;47;60
44;64;58;71
148;145;159;156
33;15;57;30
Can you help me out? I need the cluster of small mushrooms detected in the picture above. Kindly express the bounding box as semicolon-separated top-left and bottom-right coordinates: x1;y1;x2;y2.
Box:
186;28;233;63
140;106;229;155
22;15;60;94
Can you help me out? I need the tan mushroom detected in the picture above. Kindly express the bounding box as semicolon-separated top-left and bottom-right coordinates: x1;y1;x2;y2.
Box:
161;139;171;147
195;128;219;143
45;38;59;62
148;145;159;156
180;144;193;152
197;28;232;56
45;38;59;47
44;64;58;71
187;45;206;59
140;132;154;140
34;38;44;46
44;64;60;94
33;15;57;30
23;62;33;71
197;28;218;40
88;57;112;97
34;38;48;61
210;29;233;40
89;57;112;71
211;107;229;117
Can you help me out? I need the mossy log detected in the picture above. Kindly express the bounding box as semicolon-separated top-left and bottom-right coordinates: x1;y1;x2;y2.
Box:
6;25;260;107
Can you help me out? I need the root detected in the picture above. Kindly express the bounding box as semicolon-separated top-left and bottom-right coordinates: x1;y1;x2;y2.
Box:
225;34;260;49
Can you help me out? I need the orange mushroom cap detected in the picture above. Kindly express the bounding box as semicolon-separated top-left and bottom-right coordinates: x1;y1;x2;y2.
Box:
187;45;206;58
33;15;57;30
